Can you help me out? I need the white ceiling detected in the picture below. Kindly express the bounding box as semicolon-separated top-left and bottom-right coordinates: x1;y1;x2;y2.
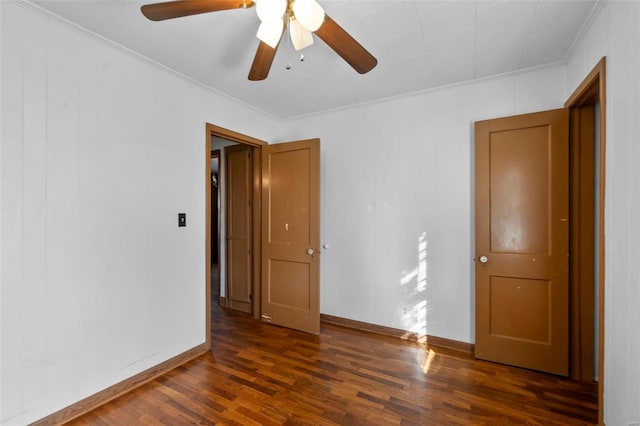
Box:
31;0;599;119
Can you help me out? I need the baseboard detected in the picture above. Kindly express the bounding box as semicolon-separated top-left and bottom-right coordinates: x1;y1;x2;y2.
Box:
320;314;474;355
30;343;208;426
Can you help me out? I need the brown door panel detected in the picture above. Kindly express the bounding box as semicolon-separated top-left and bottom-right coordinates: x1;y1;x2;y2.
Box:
226;145;252;313
261;139;320;334
475;108;569;376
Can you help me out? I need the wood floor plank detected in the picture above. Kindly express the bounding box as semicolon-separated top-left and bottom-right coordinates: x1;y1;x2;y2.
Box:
67;302;598;425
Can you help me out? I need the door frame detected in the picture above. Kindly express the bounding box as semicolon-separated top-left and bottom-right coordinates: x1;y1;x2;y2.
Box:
205;123;267;349
565;57;606;425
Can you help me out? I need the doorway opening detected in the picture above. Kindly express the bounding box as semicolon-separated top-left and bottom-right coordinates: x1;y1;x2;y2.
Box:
565;57;606;425
210;149;221;306
205;124;267;349
473;57;606;423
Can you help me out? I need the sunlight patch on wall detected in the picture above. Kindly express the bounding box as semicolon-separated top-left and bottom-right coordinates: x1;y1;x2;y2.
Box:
400;232;428;343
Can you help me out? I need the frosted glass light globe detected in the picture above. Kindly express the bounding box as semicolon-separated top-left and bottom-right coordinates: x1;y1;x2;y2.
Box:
257;18;284;48
289;18;314;50
256;0;287;23
292;0;325;32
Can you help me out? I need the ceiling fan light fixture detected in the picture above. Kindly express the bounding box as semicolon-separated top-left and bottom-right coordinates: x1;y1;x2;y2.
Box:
289;17;314;50
256;0;287;23
257;18;284;48
140;0;377;80
292;0;325;32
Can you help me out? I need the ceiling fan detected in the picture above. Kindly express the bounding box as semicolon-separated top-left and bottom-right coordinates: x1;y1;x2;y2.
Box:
140;0;378;81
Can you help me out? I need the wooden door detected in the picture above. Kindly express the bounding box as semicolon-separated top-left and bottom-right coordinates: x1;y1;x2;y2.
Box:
261;139;320;334
225;145;252;313
475;109;569;376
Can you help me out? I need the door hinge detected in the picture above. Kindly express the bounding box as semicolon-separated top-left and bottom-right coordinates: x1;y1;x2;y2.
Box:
248;248;251;255
248;151;251;158
248;199;251;207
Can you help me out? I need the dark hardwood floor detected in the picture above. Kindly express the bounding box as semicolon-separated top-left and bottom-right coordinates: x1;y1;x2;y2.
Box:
68;282;598;425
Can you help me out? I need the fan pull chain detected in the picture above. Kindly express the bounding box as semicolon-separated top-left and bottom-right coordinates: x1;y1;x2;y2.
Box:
286;18;293;70
284;16;306;71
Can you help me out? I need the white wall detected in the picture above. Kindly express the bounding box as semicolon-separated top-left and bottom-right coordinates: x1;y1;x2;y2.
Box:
279;64;567;344
0;2;279;424
566;2;640;425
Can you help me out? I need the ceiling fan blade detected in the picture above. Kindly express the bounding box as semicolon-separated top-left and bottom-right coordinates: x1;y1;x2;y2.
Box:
314;15;377;74
248;41;279;81
141;0;254;22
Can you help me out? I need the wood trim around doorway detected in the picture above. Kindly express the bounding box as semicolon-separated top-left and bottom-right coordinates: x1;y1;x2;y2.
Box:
564;56;606;425
205;123;267;349
207;123;267;148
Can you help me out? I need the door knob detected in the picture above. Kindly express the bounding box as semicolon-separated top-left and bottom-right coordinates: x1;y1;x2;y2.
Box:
479;255;488;263
307;248;315;255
